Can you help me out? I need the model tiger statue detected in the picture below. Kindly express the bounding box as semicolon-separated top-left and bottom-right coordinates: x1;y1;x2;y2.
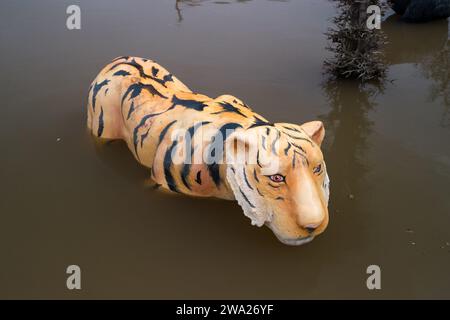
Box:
87;56;330;245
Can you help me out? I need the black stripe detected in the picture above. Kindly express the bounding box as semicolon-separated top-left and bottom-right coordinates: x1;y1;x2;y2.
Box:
233;98;247;108
157;120;177;148
249;115;271;128
184;121;211;163
253;168;259;183
151;66;159;77
291;135;314;147
282;130;302;139
180;164;191;190
109;59;173;86
239;187;255;208
271;129;281;155
284;142;292;155
160;74;174;85
121;82;167;106
291;142;307;155
257;150;262;168
92;79;110;111
243;168;254;190
126;100;136;120
133;112;166;158
164;140;180;193
97;107;104;137
282;125;301;133
282;130;314;146
180;121;211;190
195;171;202;184
113;70;131;77
211;101;247;117
294;149;309;166
109;59;151;79
151;73;174;86
207;123;243;187
256;187;264;197
171;95;208;111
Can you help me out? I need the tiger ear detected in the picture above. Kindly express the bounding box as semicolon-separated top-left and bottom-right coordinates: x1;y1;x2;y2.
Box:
300;121;325;147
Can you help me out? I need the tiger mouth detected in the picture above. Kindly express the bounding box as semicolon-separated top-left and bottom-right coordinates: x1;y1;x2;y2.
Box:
266;221;314;246
276;236;314;246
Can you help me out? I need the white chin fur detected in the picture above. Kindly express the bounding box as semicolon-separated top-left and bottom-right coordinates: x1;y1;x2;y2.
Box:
276;235;314;246
324;172;330;204
267;223;314;246
226;165;272;227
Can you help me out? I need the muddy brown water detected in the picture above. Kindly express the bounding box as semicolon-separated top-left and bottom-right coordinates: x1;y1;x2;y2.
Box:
0;0;449;299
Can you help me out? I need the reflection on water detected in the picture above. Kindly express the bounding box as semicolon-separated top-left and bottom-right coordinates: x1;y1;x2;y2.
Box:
384;14;450;127
175;0;260;22
175;0;206;22
420;42;450;127
318;80;385;263
0;0;449;299
383;15;448;65
320;81;379;205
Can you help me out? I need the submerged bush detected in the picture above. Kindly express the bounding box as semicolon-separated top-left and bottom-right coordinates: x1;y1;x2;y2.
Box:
325;0;387;82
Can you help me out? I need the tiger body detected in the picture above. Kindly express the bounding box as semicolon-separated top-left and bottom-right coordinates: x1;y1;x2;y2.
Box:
87;56;330;245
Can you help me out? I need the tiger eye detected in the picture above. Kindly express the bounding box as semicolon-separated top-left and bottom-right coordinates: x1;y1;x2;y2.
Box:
313;164;322;174
269;174;285;183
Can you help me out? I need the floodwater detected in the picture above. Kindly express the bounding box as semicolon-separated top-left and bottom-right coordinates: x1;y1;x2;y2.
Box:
1;0;449;299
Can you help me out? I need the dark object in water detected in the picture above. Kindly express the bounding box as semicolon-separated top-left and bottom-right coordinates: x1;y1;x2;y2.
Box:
324;0;387;82
390;0;450;22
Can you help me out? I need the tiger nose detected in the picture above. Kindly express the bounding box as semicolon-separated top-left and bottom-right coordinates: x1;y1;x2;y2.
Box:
304;224;320;234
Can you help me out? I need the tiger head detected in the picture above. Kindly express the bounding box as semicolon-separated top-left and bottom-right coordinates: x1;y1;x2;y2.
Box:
225;121;330;246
